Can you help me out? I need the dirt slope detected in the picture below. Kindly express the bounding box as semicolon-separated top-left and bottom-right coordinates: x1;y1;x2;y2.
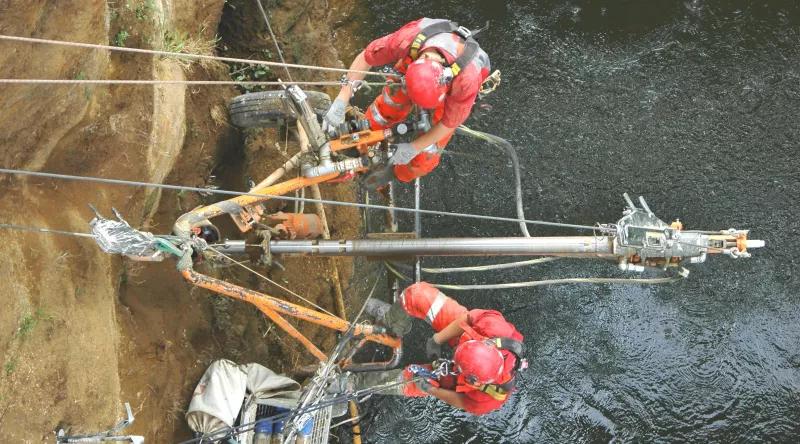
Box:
0;0;359;442
0;0;363;442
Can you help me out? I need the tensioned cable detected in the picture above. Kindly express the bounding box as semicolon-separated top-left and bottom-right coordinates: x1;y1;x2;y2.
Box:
254;0;292;82
0;168;610;232
283;271;383;437
0;79;387;87
206;245;337;317
0;223;95;238
0;34;390;77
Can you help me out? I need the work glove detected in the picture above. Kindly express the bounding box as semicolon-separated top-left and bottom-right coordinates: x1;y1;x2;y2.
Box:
389;142;419;165
425;337;442;359
322;98;347;135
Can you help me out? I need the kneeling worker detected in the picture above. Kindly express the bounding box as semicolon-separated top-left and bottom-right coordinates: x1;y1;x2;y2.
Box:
338;282;525;415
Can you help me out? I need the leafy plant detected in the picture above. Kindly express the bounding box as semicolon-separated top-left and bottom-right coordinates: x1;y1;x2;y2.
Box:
229;62;273;92
113;30;130;47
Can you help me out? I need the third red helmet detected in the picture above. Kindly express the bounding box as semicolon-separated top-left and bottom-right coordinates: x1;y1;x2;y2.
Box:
405;58;448;109
453;339;505;386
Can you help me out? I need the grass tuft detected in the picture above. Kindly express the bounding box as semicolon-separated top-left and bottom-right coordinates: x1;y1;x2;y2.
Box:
4;359;17;376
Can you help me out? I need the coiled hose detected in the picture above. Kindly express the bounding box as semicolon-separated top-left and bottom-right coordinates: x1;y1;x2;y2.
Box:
456;125;530;237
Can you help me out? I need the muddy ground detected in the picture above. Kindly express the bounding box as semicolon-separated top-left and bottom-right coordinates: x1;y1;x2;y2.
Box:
0;0;362;441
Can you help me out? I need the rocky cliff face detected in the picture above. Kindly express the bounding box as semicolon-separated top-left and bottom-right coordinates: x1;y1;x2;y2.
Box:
0;0;359;440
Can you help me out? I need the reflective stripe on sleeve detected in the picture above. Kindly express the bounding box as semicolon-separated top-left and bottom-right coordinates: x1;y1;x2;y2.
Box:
369;103;390;126
382;90;405;108
425;291;448;325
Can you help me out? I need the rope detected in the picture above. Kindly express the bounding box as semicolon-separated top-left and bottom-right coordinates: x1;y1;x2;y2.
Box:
433;276;683;290
0;223;95;238
0;168;610;232
383;261;683;289
0;34;391;77
206;245;337;317
255;0;292;82
283;271;383;435
422;257;560;274
0;79;387;87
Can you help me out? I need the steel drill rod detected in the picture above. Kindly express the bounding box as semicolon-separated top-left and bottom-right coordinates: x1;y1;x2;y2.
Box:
269;236;615;257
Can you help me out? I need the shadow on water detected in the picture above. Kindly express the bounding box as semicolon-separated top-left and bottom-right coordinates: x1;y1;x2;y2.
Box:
345;1;800;443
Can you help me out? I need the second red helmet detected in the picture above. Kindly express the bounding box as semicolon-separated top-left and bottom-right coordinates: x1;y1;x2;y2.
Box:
405;58;448;109
453;339;505;386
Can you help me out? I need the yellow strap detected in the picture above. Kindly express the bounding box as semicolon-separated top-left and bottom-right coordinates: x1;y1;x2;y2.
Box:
479;383;509;401
409;33;427;59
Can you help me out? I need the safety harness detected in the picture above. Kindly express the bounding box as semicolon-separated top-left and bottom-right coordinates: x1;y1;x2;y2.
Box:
458;322;527;402
408;20;481;77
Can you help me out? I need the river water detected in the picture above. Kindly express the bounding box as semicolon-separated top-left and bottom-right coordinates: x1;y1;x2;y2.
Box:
348;1;800;442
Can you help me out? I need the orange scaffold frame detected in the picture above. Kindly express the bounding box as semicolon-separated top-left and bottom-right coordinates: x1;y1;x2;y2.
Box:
174;127;401;370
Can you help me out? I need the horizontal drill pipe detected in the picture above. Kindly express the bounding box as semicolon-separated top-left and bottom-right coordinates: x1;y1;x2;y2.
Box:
269;236;616;257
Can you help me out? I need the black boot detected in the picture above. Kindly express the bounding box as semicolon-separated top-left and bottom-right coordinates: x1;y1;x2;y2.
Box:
364;299;412;336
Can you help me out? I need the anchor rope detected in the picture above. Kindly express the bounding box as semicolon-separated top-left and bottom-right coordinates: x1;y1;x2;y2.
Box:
0;168;610;232
0;34;392;77
0;78;388;87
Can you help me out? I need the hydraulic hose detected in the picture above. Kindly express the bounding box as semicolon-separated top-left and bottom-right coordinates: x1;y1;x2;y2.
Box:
456;125;530;237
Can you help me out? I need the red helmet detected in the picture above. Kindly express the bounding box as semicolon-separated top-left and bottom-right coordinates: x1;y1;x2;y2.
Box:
453;340;505;386
405;58;448;109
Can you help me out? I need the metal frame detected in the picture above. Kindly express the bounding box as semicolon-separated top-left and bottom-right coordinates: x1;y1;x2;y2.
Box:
180;265;401;370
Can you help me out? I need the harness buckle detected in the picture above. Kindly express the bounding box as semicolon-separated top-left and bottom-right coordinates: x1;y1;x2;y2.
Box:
440;67;454;85
339;75;364;94
455;26;472;40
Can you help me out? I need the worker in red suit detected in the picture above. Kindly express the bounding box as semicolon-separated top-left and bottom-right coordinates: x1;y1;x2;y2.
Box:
336;282;526;415
323;18;492;184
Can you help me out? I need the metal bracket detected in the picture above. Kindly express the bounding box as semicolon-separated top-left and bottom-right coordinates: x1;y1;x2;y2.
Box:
56;402;143;443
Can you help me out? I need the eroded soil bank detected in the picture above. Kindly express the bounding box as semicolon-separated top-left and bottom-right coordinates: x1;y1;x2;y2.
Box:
0;0;363;441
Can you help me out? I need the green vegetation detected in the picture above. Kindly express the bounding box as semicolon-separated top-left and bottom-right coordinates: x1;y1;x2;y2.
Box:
161;29;219;55
114;30;130;47
16;308;50;340
162;30;189;53
134;0;156;20
229;62;273;93
4;358;17;376
17;314;37;339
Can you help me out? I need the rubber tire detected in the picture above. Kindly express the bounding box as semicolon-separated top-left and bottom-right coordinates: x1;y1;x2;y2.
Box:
228;90;332;128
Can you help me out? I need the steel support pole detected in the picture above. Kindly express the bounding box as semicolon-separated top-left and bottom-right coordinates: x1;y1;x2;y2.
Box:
414;177;422;282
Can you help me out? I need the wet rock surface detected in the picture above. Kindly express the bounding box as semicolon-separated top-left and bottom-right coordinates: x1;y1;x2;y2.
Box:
356;1;800;442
